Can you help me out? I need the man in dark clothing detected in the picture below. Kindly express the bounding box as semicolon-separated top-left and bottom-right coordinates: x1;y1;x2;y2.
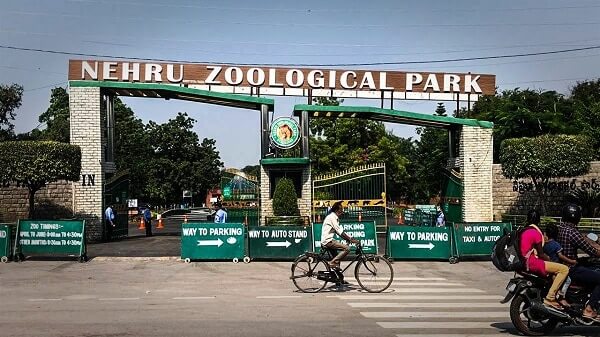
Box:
143;207;153;237
556;203;600;320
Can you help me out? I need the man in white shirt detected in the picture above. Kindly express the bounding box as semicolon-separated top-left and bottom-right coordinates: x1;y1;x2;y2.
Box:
321;201;359;269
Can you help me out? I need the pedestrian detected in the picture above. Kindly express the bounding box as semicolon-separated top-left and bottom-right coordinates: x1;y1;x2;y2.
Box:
435;205;446;227
213;202;227;223
105;204;115;242
144;206;153;237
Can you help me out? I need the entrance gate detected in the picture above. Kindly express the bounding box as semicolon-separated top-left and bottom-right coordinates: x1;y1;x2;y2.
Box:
221;168;260;227
312;163;387;232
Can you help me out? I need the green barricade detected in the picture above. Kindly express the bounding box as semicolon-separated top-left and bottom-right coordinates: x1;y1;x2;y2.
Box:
312;221;378;254
181;223;245;261
14;220;87;262
247;226;312;260
0;224;11;263
452;222;512;259
387;226;452;260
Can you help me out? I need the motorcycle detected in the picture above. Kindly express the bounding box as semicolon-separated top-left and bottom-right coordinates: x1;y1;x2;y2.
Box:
502;258;600;336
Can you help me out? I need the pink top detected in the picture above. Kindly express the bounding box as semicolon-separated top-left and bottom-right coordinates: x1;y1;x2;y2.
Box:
519;226;546;276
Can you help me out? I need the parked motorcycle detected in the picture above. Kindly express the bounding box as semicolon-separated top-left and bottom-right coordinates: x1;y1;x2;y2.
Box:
502;258;600;336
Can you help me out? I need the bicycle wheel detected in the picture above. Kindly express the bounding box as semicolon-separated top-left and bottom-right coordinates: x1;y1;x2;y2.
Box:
354;255;394;293
291;254;330;293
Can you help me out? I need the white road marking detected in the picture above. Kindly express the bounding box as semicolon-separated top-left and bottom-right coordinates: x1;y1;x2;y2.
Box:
98;297;140;301
358;282;465;286
330;295;503;300
171;296;216;300
392;277;447;281
27;298;63;302
378;322;496;329
397;335;506;337
362;311;508;318
256;296;303;299
388;288;485;293
349;302;506;308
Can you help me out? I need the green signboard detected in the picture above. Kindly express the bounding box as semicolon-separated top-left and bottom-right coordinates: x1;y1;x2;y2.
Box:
387;226;452;260
181;223;245;260
453;222;512;258
312;221;378;254
247;226;311;260
0;224;11;262
15;220;87;261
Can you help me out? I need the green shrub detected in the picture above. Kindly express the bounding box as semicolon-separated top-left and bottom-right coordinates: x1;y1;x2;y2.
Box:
272;177;299;216
0;141;81;218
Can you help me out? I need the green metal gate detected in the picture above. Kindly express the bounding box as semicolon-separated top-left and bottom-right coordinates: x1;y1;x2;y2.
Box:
312;163;387;232
221;169;260;227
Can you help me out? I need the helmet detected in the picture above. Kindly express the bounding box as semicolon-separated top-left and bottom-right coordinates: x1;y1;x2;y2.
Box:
527;209;541;225
561;203;581;224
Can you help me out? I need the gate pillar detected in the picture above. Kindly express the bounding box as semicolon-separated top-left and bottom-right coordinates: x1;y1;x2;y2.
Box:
459;125;493;222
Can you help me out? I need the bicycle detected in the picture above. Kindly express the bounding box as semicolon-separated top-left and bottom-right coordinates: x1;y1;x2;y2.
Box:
290;242;394;293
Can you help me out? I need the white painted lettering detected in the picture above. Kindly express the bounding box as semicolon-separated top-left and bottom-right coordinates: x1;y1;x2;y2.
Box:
268;69;283;87
247;68;266;86
359;72;376;90
205;66;222;84
103;62;118;80
81;61;98;80
225;67;243;85
443;74;460;92
465;74;482;93
307;70;324;88
423;74;440;91
286;69;304;87
328;70;337;89
121;62;140;82
379;72;393;90
406;73;423;91
166;64;183;83
144;64;163;82
340;71;357;89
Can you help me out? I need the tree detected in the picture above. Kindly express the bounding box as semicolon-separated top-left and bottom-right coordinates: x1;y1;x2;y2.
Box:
241;165;260;178
308;97;411;201
571;79;600;159
0;141;81;218
272;177;299;216
470;89;575;162
38;87;70;142
145;113;223;205
500;134;593;213
0;83;23;140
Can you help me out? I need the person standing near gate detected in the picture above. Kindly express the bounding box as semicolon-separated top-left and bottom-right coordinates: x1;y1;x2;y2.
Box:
213;202;227;223
143;207;153;237
105;204;115;242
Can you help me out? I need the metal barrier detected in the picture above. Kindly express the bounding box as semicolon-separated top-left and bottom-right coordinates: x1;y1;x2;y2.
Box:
247;225;312;260
13;220;87;262
312;221;378;254
181;223;246;262
0;224;12;263
386;225;454;261
451;222;512;260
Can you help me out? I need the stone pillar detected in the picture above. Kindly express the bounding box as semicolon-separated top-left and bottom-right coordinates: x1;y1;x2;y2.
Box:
69;86;104;241
459;125;493;222
259;165;312;225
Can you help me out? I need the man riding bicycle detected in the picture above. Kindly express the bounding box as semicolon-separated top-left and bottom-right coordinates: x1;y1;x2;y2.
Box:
321;201;359;270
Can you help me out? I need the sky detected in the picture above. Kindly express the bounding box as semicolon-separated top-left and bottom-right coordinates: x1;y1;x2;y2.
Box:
1;0;600;169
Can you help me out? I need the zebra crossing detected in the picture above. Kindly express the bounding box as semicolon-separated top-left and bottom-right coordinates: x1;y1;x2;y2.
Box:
330;276;510;336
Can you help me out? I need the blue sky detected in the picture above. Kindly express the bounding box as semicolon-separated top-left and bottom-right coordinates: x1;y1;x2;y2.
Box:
2;0;600;168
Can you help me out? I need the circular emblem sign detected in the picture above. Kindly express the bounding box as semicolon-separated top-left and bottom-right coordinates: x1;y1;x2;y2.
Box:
270;117;300;149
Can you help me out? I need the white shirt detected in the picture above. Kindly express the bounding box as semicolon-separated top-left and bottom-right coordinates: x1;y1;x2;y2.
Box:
321;211;343;245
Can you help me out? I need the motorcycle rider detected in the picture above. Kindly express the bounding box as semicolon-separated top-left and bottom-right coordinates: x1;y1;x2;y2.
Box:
556;203;600;320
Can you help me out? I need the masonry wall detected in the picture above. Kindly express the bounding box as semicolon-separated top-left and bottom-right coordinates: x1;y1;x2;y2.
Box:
493;161;600;219
0;181;73;223
69;86;105;241
460;126;494;222
260;165;312;225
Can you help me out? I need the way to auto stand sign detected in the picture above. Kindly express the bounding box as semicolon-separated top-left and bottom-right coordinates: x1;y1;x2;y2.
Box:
247;226;311;260
312;221;378;254
387;226;452;260
181;223;245;261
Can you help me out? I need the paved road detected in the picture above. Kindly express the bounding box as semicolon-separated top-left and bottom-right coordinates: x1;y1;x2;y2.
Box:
0;259;596;337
